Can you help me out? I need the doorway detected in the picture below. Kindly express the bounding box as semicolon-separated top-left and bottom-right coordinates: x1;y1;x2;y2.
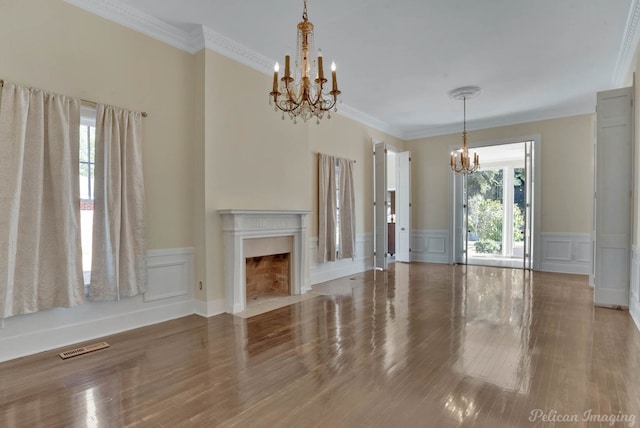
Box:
373;141;411;270
451;138;540;270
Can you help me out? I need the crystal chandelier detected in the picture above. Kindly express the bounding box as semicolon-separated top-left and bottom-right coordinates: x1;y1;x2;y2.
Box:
269;0;341;124
449;86;481;174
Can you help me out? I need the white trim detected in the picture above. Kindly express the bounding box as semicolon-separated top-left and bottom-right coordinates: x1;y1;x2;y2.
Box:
448;135;542;271
144;247;194;302
0;247;196;363
337;104;406;140
404;111;595;141
310;233;373;284
613;0;640;86
194;298;225;318
631;245;640;330
64;0;195;53
63;2;407;140
539;233;591;275
197;25;275;74
64;0;605;141
219;210;310;314
411;230;450;264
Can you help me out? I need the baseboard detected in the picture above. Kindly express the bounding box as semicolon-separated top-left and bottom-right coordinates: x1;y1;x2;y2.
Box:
0;296;194;363
194;298;226;318
0;247;196;363
311;260;370;285
411;230;449;264
631;298;640;332
309;233;373;285
539;233;591;275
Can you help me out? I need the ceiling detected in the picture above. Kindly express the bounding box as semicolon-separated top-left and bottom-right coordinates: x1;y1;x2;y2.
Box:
67;0;637;140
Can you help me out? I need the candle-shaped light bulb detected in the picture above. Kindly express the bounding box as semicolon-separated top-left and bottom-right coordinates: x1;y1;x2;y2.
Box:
285;54;291;78
317;49;324;80
331;61;337;92
272;62;279;92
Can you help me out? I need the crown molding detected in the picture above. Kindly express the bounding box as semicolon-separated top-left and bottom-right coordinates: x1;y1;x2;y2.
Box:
199;26;274;74
64;0;195;52
336;105;406;140
404;104;595;141
64;0;608;143
64;0;402;137
612;0;640;86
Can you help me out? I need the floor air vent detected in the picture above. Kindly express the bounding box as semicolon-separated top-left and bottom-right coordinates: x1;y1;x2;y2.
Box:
59;341;110;360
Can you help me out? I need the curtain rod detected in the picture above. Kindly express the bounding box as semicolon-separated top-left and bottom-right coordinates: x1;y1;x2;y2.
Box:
317;152;356;163
0;79;148;118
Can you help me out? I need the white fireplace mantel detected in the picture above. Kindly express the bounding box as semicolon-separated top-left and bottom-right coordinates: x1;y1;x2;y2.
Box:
219;210;311;313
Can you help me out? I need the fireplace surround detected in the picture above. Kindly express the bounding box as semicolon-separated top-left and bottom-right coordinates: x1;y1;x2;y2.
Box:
219;210;310;313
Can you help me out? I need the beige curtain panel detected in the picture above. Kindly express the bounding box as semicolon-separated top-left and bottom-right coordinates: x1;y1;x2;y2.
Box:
338;158;356;259
90;105;147;301
318;153;337;263
0;83;84;318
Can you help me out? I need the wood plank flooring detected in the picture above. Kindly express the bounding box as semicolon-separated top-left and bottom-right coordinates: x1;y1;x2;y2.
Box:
1;263;640;427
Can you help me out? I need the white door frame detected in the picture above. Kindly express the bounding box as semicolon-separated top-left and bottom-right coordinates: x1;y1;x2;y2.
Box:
396;151;411;262
373;139;409;269
449;134;542;271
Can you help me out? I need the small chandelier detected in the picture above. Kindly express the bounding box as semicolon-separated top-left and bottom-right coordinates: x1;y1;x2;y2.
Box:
449;86;481;174
269;0;341;124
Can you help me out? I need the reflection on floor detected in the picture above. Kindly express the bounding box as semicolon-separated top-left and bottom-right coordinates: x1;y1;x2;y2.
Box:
467;242;525;268
1;263;639;427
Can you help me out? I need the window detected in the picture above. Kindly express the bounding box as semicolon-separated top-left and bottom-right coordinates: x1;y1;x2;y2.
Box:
80;107;96;284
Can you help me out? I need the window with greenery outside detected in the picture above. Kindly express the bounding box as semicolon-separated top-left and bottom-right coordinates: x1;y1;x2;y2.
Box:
467;169;525;254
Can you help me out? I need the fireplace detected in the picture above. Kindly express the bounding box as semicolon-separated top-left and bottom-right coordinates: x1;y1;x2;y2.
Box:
246;253;290;301
219;210;310;313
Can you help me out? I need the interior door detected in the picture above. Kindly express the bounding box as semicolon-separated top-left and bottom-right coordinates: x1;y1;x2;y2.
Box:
396;151;411;262
594;86;633;307
374;141;388;270
523;140;533;270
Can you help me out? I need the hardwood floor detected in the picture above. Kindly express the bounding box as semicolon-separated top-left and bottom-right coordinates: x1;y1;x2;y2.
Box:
1;263;640;427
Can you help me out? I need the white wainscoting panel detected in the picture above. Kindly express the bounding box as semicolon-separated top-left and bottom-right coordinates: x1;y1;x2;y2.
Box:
310;233;373;285
145;248;193;302
0;247;196;363
631;245;640;331
539;233;591;275
411;230;450;264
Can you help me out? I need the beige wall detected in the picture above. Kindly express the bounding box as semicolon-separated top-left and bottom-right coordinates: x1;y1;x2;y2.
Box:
195;50;403;301
406;114;594;234
200;50;309;300
1;0;600;308
0;0;404;305
0;0;196;250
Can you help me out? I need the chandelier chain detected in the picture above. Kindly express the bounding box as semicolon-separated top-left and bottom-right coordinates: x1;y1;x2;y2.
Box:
449;88;480;174
462;96;467;151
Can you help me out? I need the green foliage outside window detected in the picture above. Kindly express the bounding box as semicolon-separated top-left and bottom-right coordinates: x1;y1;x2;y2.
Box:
467;168;526;254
